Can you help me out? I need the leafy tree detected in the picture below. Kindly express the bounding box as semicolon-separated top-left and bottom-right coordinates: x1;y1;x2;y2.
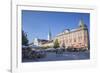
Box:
22;30;28;46
53;39;60;48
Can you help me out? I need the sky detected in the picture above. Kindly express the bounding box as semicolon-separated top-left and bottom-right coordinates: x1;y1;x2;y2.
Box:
22;10;90;43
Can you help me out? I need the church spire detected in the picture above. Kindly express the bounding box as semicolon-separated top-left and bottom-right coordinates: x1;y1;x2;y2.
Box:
48;24;52;41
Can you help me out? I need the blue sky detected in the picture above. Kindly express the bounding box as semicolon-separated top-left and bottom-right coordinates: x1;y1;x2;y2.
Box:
22;10;90;43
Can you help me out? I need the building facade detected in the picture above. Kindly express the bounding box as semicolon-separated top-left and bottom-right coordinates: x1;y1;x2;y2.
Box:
33;38;49;47
54;19;89;50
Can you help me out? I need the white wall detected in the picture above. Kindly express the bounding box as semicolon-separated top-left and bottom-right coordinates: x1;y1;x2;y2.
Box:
0;0;99;73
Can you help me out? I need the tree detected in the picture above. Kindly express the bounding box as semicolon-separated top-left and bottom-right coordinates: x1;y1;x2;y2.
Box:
22;30;28;46
53;39;60;49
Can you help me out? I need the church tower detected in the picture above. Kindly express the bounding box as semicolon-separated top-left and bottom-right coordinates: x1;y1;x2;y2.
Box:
48;26;52;41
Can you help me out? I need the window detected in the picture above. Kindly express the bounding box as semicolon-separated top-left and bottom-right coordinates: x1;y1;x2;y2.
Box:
74;39;76;42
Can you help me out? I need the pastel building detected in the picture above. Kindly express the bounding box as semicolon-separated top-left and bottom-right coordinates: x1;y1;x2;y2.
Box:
54;19;89;50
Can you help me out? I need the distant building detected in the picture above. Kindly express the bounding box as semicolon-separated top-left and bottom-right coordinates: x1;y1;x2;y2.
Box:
41;40;53;47
33;38;49;46
54;19;89;50
32;37;53;47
